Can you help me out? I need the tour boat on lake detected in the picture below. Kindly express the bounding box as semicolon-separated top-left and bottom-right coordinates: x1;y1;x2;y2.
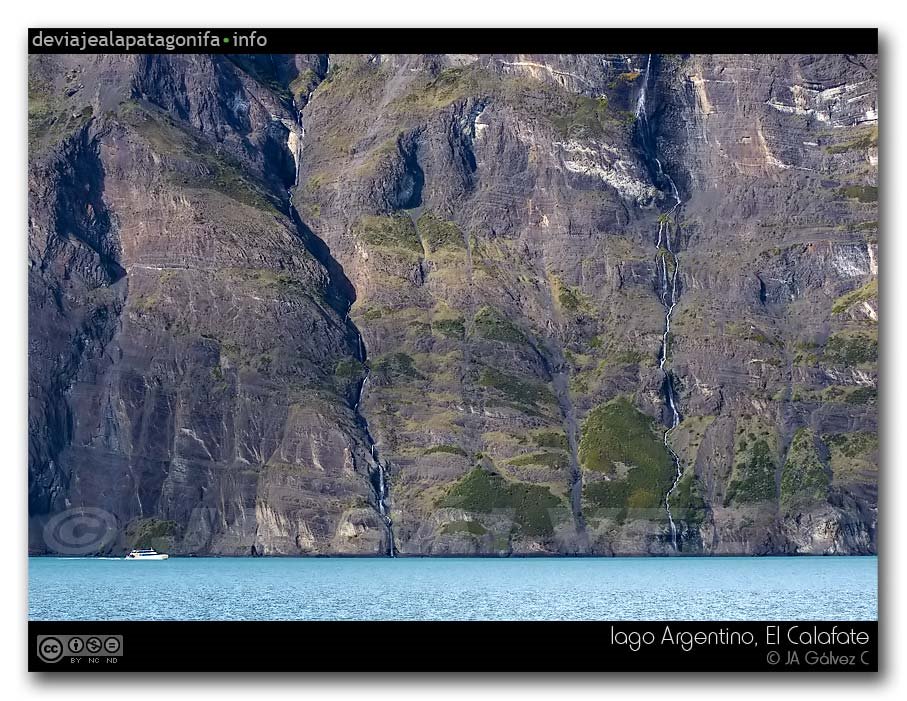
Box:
125;548;169;560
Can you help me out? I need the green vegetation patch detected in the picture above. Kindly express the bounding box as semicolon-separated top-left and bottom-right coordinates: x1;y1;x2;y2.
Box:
289;68;321;101
508;452;568;469
725;432;777;506
29;76;94;152
824;331;878;366
126;518;178;549
579;398;675;519
432;317;466;339
821;384;877;405
792;340;821;366
658;247;677;278
391;66;624;139
440;520;488;537
823;431;878;485
334;357;363;379
314;61;387;102
533;430;569;450
824;431;877;459
439;467;562;536
583;465;675;518
550;95;612;139
390;67;480;117
553;277;585;313
478;367;556;407
839;185;878;203
825;127;877;154
417;212;465;252
578;397;672;476
119;101;274;210
372;352;423;381
667;473;707;525
605;349;646;366
220;268;305;296
424;444;468;457
353;214;422;253
473;306;527;344
832;279;878;315
780;429;830;508
724;322;783;347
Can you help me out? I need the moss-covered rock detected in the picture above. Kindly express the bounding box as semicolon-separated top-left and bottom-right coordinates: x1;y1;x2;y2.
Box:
579;398;675;519
508;452;568;469
824;331;878;365
439;467;562;536
667;473;707;525
832;279;878;315
578;397;672;476
417;212;465;252
473;306;527;344
440;520;488;536
424;444;468;457
533;430;569;450
839;185;878;203
353;214;422;253
478;366;556;407
126;518;178;549
725;433;778;504
780;429;830;509
432;317;466;339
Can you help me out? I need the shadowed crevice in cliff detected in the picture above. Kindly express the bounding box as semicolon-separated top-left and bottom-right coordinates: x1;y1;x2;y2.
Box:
49;128;126;283
536;344;590;553
286;213;397;556
29;125;127;540
286;206;359;317
276;114;396;556
397;133;425;210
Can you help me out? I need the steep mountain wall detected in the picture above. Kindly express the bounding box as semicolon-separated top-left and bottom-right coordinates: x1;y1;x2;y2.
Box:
28;52;877;555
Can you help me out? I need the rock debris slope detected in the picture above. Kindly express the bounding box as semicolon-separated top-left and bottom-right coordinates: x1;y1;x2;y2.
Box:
29;52;878;555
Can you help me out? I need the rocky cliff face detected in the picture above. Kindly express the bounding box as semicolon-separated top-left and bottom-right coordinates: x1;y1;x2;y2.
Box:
28;52;878;556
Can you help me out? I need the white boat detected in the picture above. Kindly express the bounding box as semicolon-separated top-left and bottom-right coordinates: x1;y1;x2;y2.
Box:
125;548;169;560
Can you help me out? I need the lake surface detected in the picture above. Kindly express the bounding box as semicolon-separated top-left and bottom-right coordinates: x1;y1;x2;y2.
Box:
29;556;877;621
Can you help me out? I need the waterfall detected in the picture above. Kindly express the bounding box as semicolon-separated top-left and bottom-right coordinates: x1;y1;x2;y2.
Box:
635;54;685;551
635;53;652;119
294;111;304;187
284;107;396;557
353;330;397;557
657;184;684;551
351;323;396;557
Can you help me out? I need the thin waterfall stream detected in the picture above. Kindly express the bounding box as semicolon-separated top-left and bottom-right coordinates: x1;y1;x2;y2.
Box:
635;54;685;551
350;323;396;557
286;109;396;557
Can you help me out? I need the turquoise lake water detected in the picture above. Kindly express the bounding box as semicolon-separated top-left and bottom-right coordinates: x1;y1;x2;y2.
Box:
29;556;877;621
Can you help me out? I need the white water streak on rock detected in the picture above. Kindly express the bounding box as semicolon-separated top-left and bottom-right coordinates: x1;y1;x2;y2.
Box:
637;54;686;550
